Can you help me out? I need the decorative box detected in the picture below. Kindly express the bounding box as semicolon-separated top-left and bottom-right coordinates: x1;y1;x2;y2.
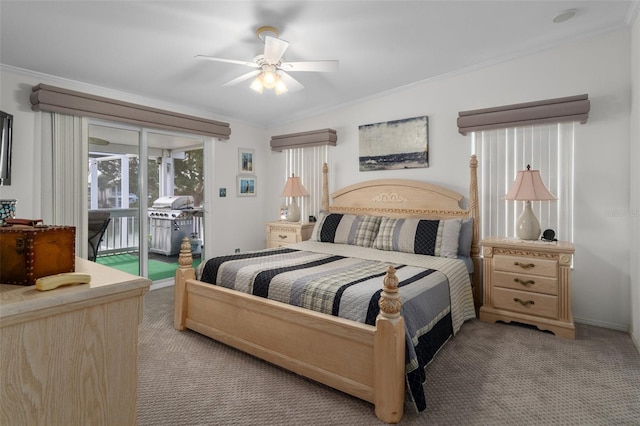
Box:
0;224;76;286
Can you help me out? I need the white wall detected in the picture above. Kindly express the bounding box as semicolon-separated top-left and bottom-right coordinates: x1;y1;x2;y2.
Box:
207;122;271;256
266;29;633;331
0;66;271;257
630;11;640;349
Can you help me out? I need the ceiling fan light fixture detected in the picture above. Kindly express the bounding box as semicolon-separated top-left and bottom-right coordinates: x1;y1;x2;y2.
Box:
275;76;288;95
197;25;338;94
262;66;277;89
250;74;264;93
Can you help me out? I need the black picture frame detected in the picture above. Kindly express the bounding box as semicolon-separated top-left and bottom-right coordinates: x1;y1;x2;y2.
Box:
0;110;13;186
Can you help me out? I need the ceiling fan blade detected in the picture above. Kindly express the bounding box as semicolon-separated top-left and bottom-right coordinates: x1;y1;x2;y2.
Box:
195;55;259;68
263;36;289;64
222;70;261;86
279;60;339;72
279;71;304;93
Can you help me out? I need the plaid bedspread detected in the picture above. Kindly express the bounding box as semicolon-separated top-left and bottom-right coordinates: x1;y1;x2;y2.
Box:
196;241;475;412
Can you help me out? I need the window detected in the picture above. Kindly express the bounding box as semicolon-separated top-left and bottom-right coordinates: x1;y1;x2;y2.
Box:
284;145;330;221
473;122;575;242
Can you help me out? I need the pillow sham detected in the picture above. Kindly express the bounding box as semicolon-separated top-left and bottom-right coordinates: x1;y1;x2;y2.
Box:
373;217;462;258
309;211;327;241
458;218;473;258
311;213;381;248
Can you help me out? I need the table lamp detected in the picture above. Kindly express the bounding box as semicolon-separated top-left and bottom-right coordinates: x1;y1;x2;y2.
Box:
280;174;309;222
504;165;557;240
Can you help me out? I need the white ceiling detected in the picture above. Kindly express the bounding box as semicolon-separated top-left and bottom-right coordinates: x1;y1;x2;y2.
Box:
0;1;634;128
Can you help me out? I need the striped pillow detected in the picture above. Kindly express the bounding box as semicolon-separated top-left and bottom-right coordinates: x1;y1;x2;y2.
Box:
311;213;382;248
373;217;462;258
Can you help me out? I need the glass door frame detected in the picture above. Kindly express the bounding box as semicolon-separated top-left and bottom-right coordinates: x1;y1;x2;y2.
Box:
86;118;212;279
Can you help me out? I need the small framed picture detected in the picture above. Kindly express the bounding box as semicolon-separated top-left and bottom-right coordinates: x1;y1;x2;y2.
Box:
239;148;255;173
237;174;256;197
279;205;289;220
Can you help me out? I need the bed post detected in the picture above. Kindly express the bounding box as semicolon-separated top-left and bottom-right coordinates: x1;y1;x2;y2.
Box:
174;237;195;330
374;266;405;424
321;162;329;211
469;154;482;313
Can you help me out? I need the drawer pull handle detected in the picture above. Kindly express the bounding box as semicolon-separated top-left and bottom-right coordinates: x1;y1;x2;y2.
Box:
514;261;535;270
514;298;535;307
514;278;535;286
278;235;288;240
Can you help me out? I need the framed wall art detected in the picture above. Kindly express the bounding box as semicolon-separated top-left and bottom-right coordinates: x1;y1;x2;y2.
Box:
358;115;429;171
239;148;255;173
237;175;256;197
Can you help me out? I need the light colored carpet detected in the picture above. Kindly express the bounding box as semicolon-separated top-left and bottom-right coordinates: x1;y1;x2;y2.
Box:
137;287;640;425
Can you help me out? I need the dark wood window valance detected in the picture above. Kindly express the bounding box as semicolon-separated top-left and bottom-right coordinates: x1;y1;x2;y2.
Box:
457;94;589;135
30;84;231;139
270;128;337;151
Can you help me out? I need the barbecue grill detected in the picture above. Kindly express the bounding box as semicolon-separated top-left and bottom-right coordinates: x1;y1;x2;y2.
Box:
148;196;196;256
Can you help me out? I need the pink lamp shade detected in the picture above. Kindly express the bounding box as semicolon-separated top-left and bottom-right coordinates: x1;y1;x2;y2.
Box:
504;165;556;240
504;165;557;201
280;175;309;198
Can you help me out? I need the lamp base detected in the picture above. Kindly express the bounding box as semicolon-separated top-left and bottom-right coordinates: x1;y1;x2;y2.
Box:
286;198;301;222
516;201;541;240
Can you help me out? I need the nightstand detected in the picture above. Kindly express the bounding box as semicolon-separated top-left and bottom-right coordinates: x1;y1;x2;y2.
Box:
479;236;575;339
266;221;314;248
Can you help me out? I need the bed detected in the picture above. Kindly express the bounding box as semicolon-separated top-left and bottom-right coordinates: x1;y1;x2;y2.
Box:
174;155;481;423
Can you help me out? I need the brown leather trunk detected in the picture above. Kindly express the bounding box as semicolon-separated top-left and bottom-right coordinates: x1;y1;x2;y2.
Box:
0;225;76;286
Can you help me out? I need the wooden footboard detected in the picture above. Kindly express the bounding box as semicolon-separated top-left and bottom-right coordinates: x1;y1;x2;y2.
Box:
174;238;405;423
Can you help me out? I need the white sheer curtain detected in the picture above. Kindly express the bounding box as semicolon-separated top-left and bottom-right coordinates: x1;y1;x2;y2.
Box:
284;145;330;222
473;122;575;242
41;112;88;254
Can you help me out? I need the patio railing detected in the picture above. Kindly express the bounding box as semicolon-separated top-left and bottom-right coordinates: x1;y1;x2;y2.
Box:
99;208;139;255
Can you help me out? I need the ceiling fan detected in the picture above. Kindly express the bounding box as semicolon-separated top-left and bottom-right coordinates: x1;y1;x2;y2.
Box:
195;26;339;95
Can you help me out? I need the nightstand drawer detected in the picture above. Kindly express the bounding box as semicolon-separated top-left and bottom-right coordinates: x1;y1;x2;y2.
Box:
494;254;557;278
493;271;558;296
493;287;558;319
270;231;298;245
266;221;314;249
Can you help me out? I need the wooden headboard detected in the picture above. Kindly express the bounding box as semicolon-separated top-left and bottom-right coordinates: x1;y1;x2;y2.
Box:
320;155;481;311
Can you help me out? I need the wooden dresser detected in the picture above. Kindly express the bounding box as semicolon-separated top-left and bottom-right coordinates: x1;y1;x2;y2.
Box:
479;237;575;339
266;221;314;248
0;258;151;425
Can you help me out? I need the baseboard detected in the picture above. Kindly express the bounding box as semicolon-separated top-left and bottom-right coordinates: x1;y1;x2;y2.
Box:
150;278;174;291
573;316;629;332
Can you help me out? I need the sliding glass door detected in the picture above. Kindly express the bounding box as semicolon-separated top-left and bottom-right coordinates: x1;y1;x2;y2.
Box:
88;123;143;276
87;121;206;281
